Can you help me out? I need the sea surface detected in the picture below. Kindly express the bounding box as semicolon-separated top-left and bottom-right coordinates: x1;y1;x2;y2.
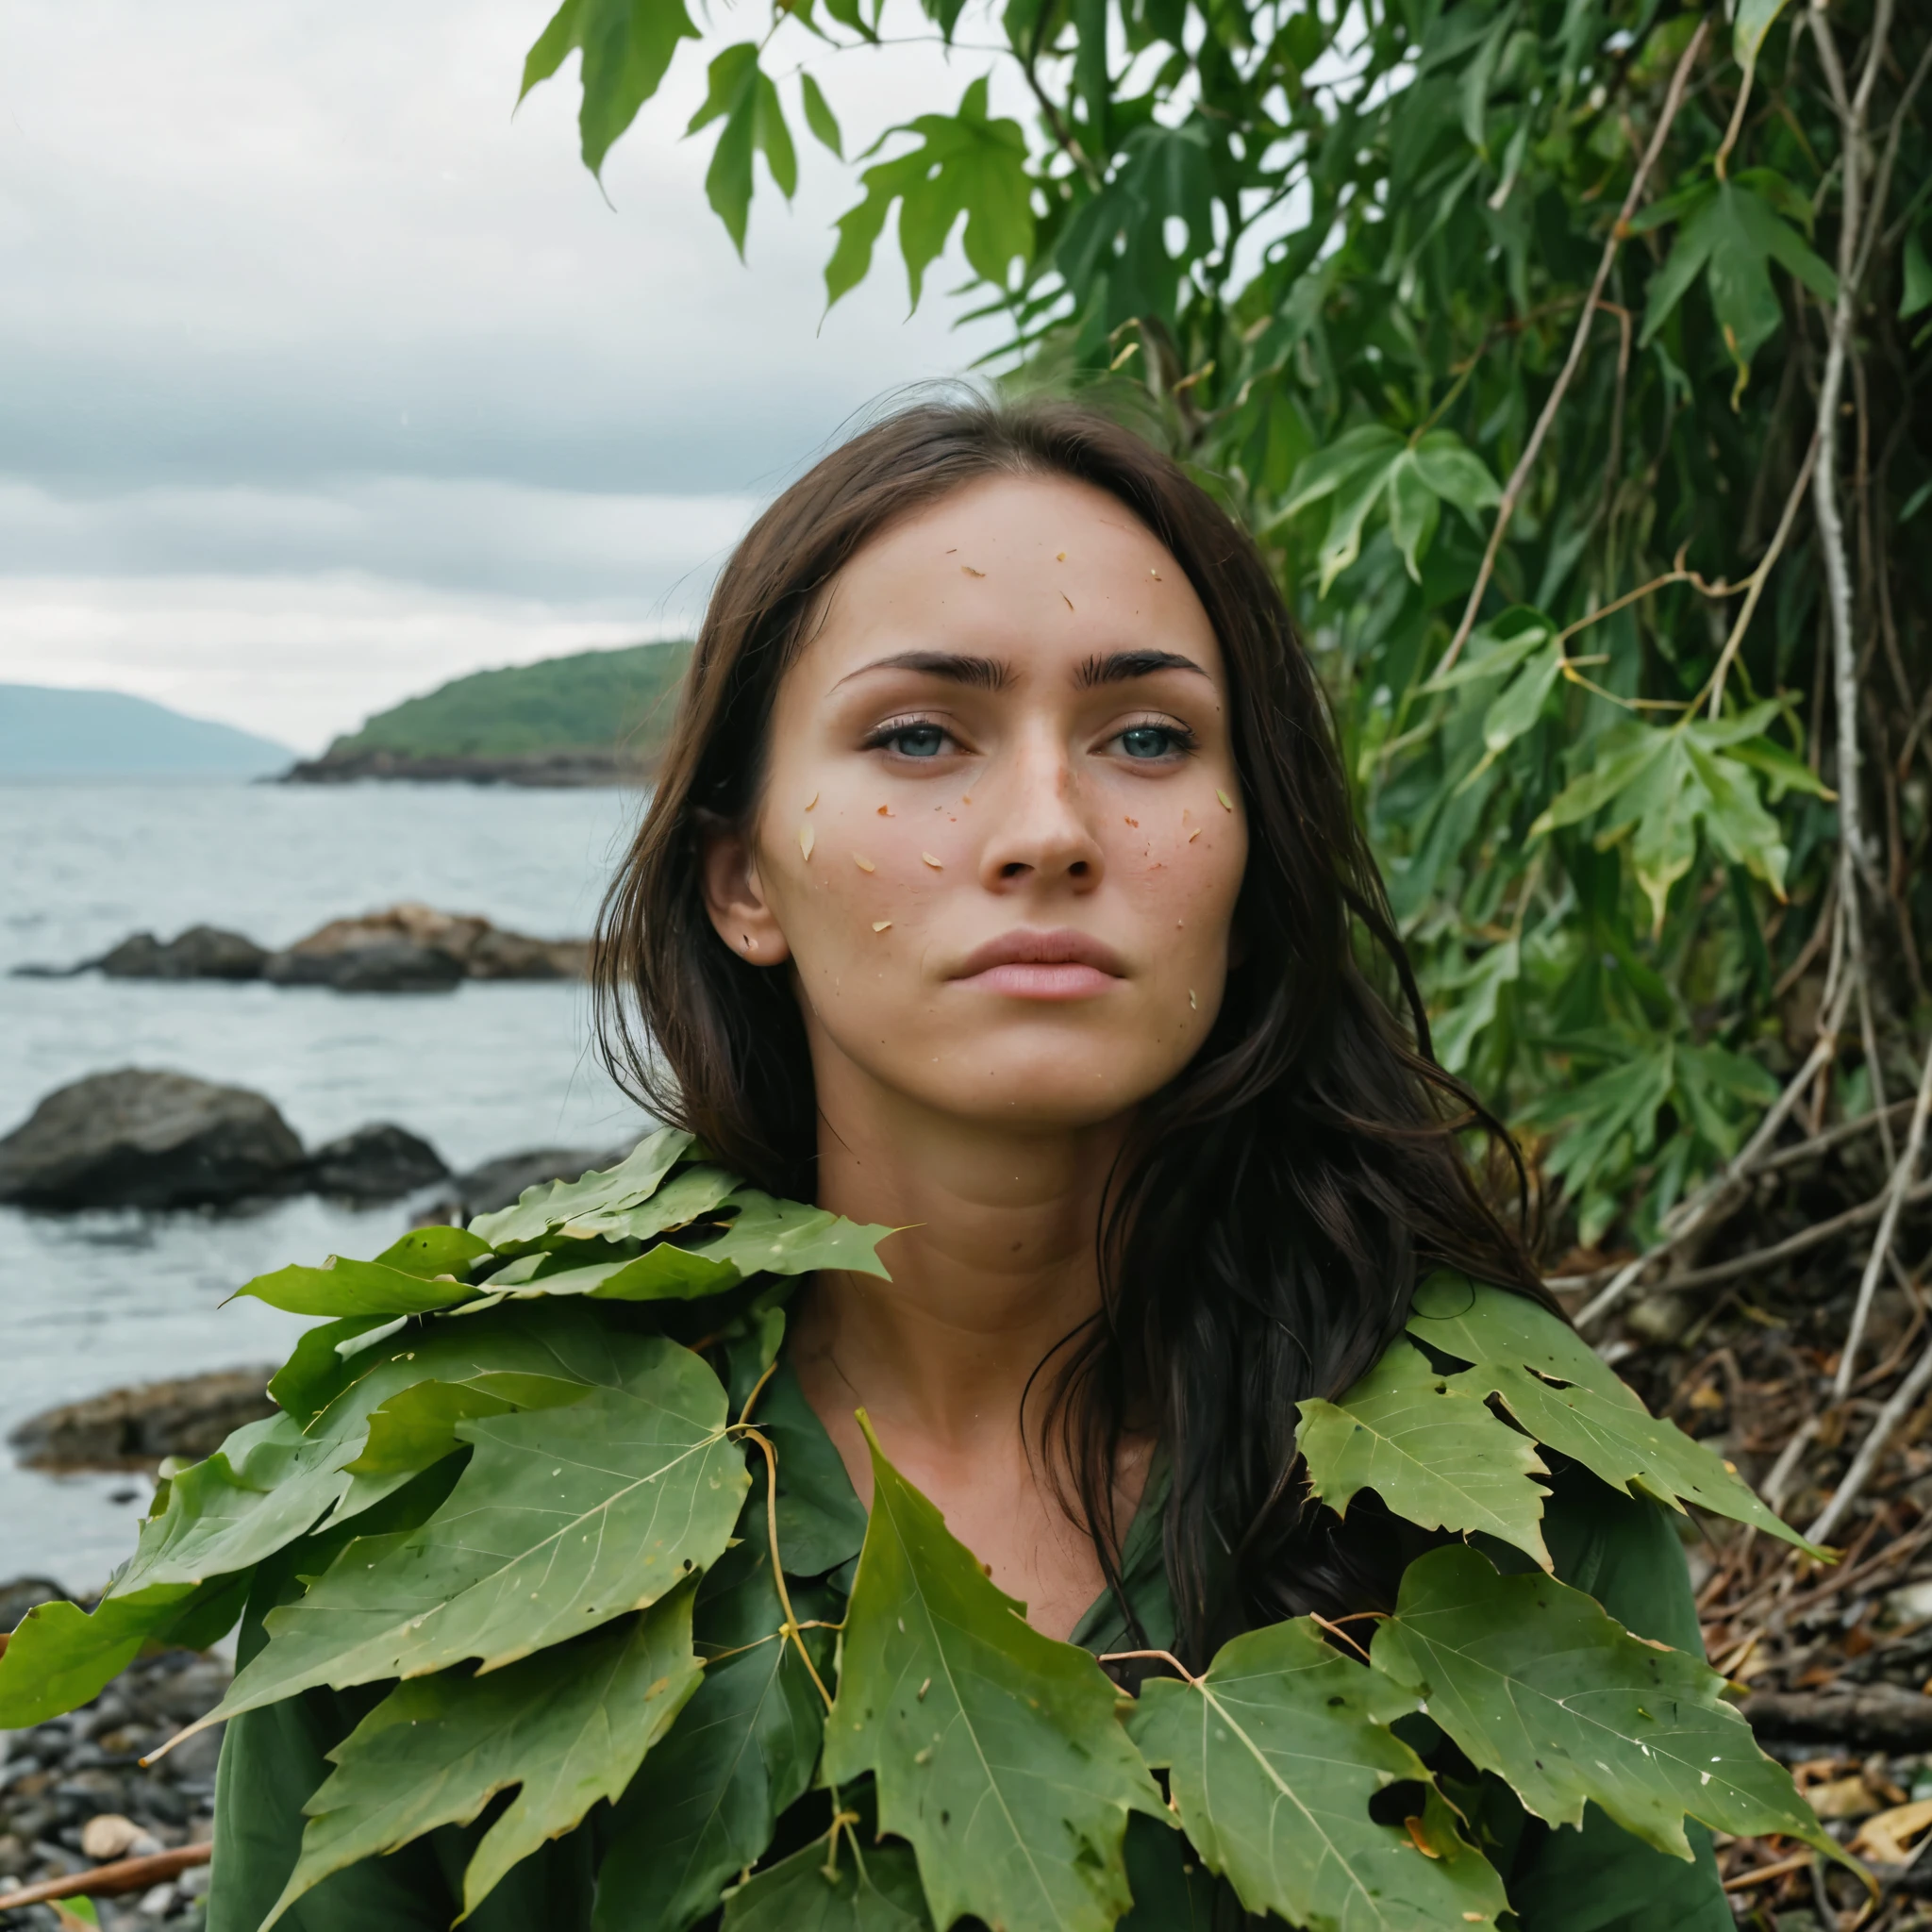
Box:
0;779;658;1591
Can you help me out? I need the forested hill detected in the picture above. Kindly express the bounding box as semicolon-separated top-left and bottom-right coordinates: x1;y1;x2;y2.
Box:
286;641;693;787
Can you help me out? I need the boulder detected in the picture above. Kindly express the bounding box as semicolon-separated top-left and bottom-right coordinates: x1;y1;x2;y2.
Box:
416;1143;634;1224
0;1068;308;1208
278;903;587;984
96;926;268;980
306;1123;448;1201
8;1369;278;1471
264;941;462;992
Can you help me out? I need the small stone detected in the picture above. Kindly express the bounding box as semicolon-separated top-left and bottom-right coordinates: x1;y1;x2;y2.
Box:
81;1813;143;1860
178;1863;211;1899
137;1881;176;1915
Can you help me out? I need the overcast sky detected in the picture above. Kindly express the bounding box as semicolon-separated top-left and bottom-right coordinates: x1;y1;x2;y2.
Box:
0;0;1006;750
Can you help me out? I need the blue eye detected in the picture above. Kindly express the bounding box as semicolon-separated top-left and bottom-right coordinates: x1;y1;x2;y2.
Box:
1119;725;1179;759
889;724;947;758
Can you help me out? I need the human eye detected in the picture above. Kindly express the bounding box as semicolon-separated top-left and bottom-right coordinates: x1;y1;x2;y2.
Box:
1108;718;1195;762
865;716;958;760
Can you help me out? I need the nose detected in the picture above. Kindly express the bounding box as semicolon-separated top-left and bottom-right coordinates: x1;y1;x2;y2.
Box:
974;724;1104;894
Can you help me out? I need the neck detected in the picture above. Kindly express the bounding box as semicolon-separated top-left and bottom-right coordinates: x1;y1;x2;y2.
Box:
798;1065;1125;1457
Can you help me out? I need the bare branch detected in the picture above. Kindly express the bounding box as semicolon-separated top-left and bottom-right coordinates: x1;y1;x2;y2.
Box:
1431;17;1712;680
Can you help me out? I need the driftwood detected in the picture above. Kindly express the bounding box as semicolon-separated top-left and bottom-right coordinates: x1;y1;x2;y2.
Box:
0;1841;211;1909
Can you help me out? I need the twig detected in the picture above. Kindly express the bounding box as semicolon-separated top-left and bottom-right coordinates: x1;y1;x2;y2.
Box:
1432;17;1710;679
739;1426;836;1710
1807;0;1895;898
1704;430;1823;717
1810;1334;1932;1545
1641;1174;1932;1302
1097;1646;1199;1682
1836;1041;1932;1398
1724;1850;1817;1893
1575;982;1852;1331
0;1843;211;1911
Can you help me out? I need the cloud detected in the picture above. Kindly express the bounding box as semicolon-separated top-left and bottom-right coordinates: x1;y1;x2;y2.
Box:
0;0;1017;741
0;569;691;755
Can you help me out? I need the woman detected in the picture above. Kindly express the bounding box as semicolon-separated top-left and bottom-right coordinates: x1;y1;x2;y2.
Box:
213;397;1727;1929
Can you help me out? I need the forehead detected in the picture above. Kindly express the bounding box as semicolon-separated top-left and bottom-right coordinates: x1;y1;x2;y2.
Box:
800;471;1224;685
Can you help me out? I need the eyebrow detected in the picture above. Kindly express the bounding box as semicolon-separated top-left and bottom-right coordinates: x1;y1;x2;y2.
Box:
832;650;1012;691
1076;650;1209;687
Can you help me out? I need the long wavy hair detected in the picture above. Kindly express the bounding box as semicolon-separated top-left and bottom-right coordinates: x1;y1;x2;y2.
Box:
594;395;1549;1664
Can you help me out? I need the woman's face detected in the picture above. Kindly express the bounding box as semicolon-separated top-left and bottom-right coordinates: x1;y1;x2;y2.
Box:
702;472;1248;1135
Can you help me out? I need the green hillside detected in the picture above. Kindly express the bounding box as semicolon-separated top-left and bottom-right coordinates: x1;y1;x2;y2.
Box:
327;642;691;762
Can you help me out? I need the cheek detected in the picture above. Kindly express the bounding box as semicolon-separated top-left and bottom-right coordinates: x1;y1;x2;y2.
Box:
757;794;949;980
1109;808;1247;965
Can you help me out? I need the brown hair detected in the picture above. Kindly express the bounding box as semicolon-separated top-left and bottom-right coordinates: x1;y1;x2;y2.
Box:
595;394;1545;1660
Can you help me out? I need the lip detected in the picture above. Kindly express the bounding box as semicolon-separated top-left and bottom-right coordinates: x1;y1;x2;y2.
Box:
949;928;1128;1001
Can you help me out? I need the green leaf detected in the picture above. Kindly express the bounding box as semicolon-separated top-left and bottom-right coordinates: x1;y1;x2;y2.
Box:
342;1373;589;1476
1477;638;1564;758
0;1581;219;1726
1530;724;1673;835
1296;1335;1553;1567
471;1129;696;1249
1277;425;1404;521
688;45;798;257
1641;184;1837;399
115;1302;660;1598
268;1583;702;1925
1385;452;1441;583
1371;1545;1847;1868
374;1225;494;1278
1904;226;1932;319
1684;741;1790;895
1130;1618;1506;1931
821;1418;1165;1932
722;1839;931;1930
236;1255;480;1319
520;0;704;178
1732;0;1790;72
593;1541;834;1932
700;1190;897;1281
1422;610;1550;692
199;1340;747;1724
1429;937;1520;1074
825;77;1035;309
800;72;844;158
1407;1276;1824;1556
1410;428;1502;519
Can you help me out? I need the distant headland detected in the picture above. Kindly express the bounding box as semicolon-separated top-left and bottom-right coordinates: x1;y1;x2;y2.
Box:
0;684;291;778
283;640;693;787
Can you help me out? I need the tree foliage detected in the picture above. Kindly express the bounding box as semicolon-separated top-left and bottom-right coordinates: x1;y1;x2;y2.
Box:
522;0;1931;1258
0;1144;1848;1928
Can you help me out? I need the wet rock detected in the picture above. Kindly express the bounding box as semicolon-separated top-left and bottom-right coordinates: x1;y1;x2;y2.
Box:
304;1124;448;1201
417;1143;634;1224
8;1371;276;1472
270;902;585;988
264;940;462;993
95;927;267;982
0;1070;306;1209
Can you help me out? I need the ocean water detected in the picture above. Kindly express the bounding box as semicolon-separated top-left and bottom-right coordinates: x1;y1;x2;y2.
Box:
0;779;659;1591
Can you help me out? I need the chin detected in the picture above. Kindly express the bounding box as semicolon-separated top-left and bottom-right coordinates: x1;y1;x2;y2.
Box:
917;1051;1175;1131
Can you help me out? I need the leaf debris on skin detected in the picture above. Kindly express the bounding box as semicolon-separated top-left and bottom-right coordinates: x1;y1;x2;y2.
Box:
873;922;892;933
1189;828;1202;841
961;565;986;577
853;854;875;873
1216;790;1234;811
799;825;815;861
805;791;818;811
1063;593;1075;611
1056;551;1066;561
922;853;943;869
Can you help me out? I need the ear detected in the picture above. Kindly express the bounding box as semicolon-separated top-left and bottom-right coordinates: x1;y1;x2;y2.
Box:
698;817;791;968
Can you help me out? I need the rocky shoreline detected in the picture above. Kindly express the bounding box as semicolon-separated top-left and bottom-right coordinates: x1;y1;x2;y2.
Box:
14;903;588;992
279;748;642;787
